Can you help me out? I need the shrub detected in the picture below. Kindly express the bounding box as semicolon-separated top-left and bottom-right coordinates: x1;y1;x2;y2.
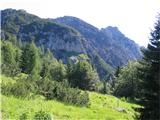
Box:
1;74;36;98
39;80;89;106
19;113;28;120
77;91;89;106
33;111;52;120
53;84;89;106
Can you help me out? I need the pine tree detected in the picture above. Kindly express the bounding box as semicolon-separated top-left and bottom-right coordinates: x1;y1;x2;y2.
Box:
1;41;21;76
115;66;120;77
138;15;160;120
21;42;41;80
40;50;66;82
40;49;54;80
1;41;16;66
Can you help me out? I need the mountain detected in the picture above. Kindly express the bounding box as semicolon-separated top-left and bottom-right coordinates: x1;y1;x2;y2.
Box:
53;16;141;67
1;9;141;79
2;9;86;52
1;9;88;61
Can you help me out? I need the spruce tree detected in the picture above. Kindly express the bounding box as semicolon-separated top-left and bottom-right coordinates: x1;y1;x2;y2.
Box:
40;49;54;80
138;15;160;120
40;50;66;82
21;42;41;80
1;41;21;76
115;66;120;78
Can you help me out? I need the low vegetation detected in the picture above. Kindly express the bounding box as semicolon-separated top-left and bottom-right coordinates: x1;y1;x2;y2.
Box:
1;75;141;119
1;9;159;120
1;93;140;120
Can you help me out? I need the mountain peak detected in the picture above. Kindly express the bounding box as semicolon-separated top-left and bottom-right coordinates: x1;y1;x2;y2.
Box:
2;8;27;14
53;16;99;32
59;16;82;21
105;26;119;30
101;26;130;42
101;26;123;36
1;8;141;79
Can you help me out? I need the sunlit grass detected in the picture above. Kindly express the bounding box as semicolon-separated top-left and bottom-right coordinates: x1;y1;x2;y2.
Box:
1;93;140;120
1;75;141;120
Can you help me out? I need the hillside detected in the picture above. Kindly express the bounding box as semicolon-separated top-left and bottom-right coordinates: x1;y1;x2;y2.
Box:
1;75;140;120
1;9;141;79
2;94;141;120
1;3;159;119
53;16;141;67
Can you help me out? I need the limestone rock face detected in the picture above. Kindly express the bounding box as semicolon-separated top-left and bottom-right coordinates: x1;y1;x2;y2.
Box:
1;9;142;79
54;16;141;67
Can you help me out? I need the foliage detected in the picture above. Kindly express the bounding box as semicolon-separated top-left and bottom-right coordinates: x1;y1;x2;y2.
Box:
40;49;67;82
1;9;40;34
1;9;145;120
1;74;36;97
50;60;67;82
38;79;89;106
137;15;160;120
113;61;141;98
68;61;100;91
40;49;55;80
1;39;90;106
53;85;89;106
115;66;120;78
1;92;141;120
21;41;41;80
1;40;21;76
101;81;113;94
33;111;52;120
19;113;28;120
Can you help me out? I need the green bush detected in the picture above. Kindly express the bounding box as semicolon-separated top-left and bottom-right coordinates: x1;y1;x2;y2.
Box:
54;84;89;106
1;74;36;98
10;81;31;97
19;113;28;120
39;80;89;106
33;111;52;120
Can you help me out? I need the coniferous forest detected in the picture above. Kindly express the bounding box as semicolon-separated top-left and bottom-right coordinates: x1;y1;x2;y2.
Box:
0;9;160;120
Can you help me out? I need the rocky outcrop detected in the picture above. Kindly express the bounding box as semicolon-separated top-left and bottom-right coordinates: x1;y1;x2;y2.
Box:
53;16;141;67
1;9;141;79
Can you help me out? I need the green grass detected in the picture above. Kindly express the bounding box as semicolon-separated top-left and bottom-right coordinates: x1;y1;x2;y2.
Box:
1;93;140;120
1;75;141;120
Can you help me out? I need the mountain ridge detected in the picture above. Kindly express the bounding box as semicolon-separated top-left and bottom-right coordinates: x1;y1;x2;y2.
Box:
1;9;141;80
53;16;141;67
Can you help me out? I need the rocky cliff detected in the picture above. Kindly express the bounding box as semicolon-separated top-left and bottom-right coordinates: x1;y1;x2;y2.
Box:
1;9;141;79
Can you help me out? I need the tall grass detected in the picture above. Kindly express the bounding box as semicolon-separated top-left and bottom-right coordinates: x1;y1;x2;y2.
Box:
1;92;140;120
1;75;141;120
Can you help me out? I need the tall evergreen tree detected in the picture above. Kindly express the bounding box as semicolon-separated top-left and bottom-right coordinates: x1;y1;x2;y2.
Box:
40;49;66;81
115;66;120;78
1;41;21;76
40;50;66;82
138;15;160;120
40;49;54;80
21;42;41;80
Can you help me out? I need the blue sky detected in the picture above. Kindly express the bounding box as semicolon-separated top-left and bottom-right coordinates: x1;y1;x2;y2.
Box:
1;0;160;46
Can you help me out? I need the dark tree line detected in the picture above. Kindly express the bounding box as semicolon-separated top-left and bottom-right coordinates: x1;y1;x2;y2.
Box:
138;15;160;120
113;15;160;120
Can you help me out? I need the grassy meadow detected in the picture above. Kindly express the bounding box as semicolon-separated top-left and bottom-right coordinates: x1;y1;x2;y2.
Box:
1;75;141;120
